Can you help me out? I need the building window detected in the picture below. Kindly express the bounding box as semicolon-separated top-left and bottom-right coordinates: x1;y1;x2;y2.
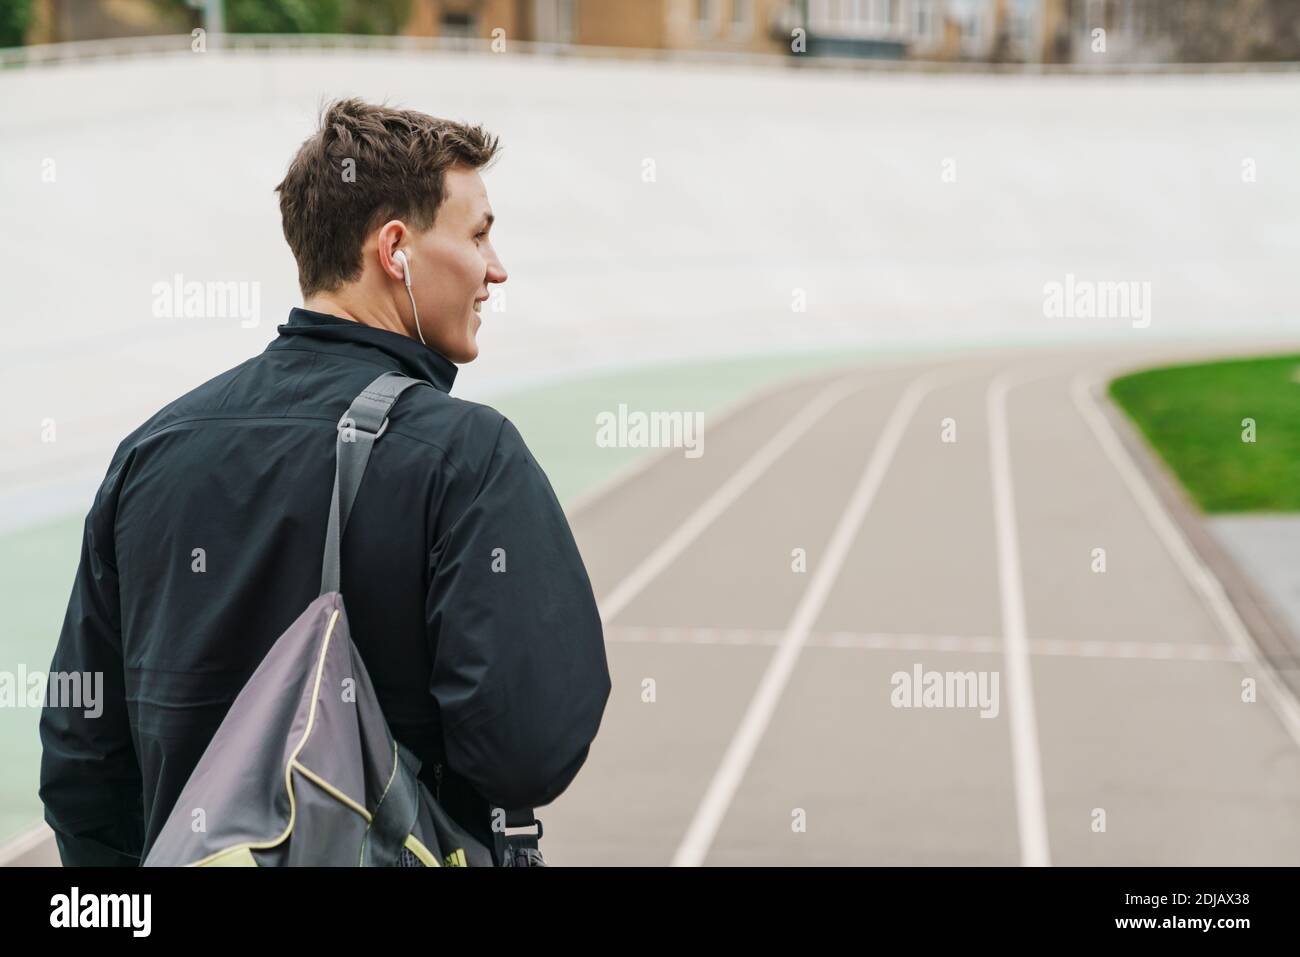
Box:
730;0;752;35
839;0;880;36
912;0;932;41
809;0;832;33
697;0;715;34
870;0;889;31
1009;0;1033;43
441;11;476;38
824;0;902;37
961;6;982;45
532;0;576;44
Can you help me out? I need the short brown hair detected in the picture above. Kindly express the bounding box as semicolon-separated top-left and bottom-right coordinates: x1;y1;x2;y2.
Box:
275;98;501;298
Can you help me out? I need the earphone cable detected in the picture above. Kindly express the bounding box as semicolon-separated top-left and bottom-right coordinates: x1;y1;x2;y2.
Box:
405;280;427;348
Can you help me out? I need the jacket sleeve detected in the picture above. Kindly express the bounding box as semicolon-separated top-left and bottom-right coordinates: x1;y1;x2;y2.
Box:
38;458;145;866
427;415;612;812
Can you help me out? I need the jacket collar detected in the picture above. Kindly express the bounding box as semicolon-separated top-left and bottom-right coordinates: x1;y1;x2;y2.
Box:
267;307;458;393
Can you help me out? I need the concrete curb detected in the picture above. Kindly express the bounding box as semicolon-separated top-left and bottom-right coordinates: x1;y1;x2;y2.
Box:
1093;380;1300;702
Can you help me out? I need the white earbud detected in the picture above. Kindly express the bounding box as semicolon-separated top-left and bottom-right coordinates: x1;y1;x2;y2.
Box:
392;249;425;347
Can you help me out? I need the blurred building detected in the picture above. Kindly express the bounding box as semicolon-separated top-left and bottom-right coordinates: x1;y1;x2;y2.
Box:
382;0;1300;64
402;1;789;55
25;0;192;44
15;0;1300;64
785;0;1164;64
734;0;1300;63
1043;0;1300;64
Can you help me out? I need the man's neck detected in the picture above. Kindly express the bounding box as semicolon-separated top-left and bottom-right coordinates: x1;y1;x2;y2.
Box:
302;293;410;340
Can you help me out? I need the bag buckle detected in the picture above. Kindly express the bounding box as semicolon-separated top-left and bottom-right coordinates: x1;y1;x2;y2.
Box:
337;412;389;439
504;809;542;839
494;811;544;867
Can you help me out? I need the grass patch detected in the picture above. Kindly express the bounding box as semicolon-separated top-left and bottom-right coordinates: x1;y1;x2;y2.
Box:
1109;353;1300;513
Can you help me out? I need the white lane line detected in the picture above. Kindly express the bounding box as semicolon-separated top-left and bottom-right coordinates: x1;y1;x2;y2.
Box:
1072;374;1300;753
568;360;911;520
604;626;1243;661
597;375;868;626
671;373;940;867
988;372;1052;868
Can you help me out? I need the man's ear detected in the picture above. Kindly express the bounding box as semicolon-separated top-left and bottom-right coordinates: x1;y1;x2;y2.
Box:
375;221;409;283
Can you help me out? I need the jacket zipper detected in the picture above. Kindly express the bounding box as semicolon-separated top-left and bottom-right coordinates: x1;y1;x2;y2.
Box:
432;761;443;801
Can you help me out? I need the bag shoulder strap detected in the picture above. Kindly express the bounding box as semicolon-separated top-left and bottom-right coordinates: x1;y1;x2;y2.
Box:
320;371;431;595
318;370;541;858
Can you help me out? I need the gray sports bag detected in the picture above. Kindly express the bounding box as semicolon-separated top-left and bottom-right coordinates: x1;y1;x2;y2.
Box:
143;371;543;867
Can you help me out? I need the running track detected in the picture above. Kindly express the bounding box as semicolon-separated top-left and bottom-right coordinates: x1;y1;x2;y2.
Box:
7;341;1300;867
549;341;1300;866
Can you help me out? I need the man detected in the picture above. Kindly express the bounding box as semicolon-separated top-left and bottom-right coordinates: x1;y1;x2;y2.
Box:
38;98;612;865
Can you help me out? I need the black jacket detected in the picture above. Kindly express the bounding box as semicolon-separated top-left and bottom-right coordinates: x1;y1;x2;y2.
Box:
38;307;612;866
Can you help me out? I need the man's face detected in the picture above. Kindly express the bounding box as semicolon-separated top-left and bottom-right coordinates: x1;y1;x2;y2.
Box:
406;165;506;363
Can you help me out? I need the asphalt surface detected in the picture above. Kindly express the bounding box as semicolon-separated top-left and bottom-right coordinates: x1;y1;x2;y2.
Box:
544;342;1300;866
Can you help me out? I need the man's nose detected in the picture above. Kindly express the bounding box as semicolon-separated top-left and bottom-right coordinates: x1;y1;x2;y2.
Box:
486;250;507;285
